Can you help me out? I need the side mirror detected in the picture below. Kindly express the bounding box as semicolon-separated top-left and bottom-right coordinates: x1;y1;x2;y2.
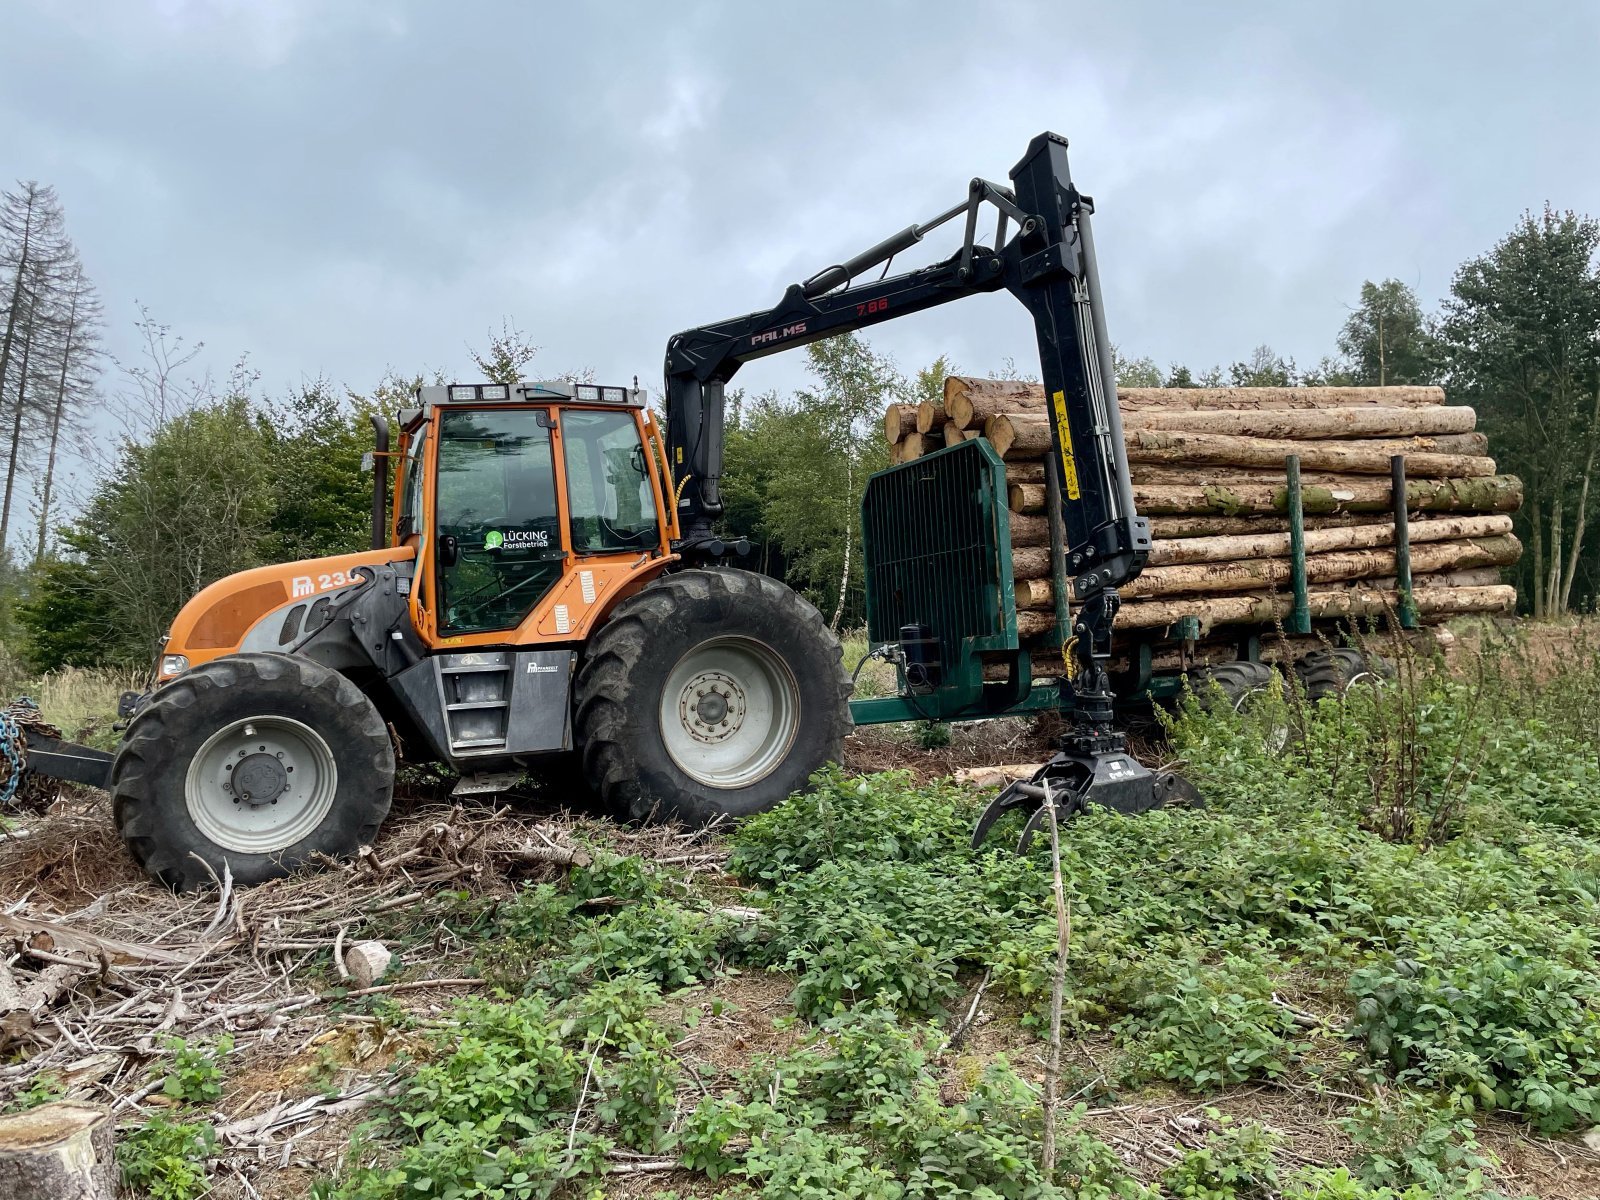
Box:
360;451;375;473
441;535;460;567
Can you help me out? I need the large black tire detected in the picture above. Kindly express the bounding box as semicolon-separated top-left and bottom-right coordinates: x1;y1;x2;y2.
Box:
573;569;851;824
112;653;394;891
1187;660;1279;713
1294;648;1394;701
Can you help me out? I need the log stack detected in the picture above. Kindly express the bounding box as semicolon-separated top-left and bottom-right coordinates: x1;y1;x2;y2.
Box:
883;377;1521;666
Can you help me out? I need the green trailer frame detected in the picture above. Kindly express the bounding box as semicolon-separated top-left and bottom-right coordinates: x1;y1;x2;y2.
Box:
846;439;1418;727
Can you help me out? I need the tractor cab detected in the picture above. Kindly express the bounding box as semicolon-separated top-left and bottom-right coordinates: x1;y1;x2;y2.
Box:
388;381;679;649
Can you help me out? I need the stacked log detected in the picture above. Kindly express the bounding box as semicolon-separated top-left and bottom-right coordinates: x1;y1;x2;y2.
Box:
880;378;1523;659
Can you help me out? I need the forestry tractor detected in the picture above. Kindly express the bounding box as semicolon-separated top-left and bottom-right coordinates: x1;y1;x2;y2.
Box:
17;132;1206;890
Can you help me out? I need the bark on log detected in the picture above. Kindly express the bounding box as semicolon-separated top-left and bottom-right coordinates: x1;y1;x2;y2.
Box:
0;1103;116;1200
1119;534;1520;599
1116;584;1515;631
1010;482;1046;514
1016;610;1058;638
1011;547;1053;579
1009;512;1049;548
884;403;917;446
1133;474;1523;516
1121;405;1475;439
944;375;1446;422
1145;514;1514;567
916;398;948;435
1005;461;1046;484
1148;514;1374;539
1124;429;1494;478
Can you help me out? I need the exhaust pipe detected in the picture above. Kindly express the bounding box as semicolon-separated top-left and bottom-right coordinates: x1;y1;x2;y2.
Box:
369;414;390;550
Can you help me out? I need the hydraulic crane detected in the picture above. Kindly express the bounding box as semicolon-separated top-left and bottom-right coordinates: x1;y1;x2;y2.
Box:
662;131;1199;843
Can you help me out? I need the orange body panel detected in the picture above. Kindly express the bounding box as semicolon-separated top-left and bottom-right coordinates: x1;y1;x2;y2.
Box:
165;546;417;668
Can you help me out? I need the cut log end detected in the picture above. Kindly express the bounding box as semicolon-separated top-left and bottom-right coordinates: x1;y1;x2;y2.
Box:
0;1103;116;1200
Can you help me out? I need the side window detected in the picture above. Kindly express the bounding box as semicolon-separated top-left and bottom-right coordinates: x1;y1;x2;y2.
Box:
397;426;427;537
561;409;661;554
435;409;564;634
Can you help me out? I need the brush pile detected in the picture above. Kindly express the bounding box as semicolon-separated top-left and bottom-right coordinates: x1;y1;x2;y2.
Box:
882;377;1521;665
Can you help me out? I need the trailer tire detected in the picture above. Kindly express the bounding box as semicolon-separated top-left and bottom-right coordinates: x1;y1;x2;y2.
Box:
111;653;394;891
1295;648;1394;701
573;569;851;825
1187;660;1280;714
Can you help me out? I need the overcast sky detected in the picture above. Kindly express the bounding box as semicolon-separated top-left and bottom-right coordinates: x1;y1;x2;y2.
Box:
3;0;1598;410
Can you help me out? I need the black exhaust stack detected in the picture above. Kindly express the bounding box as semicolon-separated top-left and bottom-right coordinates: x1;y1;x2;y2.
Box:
369;414;390;550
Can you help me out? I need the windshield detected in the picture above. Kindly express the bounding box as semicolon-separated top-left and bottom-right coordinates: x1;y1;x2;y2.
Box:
435;409;563;634
560;409;660;554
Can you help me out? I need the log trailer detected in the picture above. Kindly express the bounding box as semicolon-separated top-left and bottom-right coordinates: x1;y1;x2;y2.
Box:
16;131;1226;888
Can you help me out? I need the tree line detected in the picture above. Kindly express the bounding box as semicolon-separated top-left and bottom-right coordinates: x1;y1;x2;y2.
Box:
1;185;1596;672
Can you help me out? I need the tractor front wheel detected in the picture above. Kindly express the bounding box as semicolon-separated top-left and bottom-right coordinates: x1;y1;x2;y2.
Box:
573;569;851;824
111;653;394;891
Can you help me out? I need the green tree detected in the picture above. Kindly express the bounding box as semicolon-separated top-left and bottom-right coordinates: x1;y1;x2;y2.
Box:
1440;205;1600;615
1228;345;1297;387
21;396;275;665
1112;348;1163;387
1338;279;1438;386
260;382;377;562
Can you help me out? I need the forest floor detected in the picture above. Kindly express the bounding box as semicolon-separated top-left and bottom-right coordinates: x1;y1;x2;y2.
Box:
4;619;1600;1199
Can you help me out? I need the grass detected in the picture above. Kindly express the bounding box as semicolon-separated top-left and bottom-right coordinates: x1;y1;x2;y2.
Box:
299;622;1600;1200
0;642;142;750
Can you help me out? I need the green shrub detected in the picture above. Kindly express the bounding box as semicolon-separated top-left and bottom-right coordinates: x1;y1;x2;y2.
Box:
118;1116;215;1200
159;1034;233;1106
1340;1092;1494;1196
1116;957;1301;1088
3;1073;65;1112
1158;1117;1280;1200
1348;918;1600;1130
565;897;734;990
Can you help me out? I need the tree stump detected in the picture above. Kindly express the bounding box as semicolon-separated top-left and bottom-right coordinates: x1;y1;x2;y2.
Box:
0;1102;116;1200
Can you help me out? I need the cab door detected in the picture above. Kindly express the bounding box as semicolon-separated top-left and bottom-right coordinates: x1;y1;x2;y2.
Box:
433;407;566;636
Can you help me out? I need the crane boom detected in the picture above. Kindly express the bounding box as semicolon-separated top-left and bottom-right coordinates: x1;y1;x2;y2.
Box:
663;131;1198;842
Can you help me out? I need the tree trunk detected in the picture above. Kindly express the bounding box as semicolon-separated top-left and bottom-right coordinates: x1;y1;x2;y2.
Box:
915;397;947;435
1117;535;1520;600
1011;546;1053;579
1124;428;1493;477
830;460;853;631
0;1103;116;1200
1529;494;1545;618
0;300;36;554
883;403;917;446
1546;492;1564;616
944;376;1447;424
1144;514;1513;568
34;278;79;564
1147;513;1374;539
1121;404;1476;440
1560;385;1600;613
943;421;967;448
893;433;931;463
1115;584;1515;632
0;195;39;406
1015;577;1056;610
1133;475;1523;517
985;413;1054;459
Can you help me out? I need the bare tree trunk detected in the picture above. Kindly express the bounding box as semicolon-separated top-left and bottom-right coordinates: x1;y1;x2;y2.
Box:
33;282;78;564
0;297;36;555
1529;495;1544;618
830;459;853;631
1546;494;1564;616
1560;386;1600;613
0;197;38;401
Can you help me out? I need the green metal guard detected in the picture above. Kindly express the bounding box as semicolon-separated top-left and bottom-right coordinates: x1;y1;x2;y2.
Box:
1286;455;1312;635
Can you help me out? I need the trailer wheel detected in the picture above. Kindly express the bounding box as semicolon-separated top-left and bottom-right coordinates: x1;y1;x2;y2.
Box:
573;569;851;824
1187;661;1289;753
111;653;393;891
1295;648;1394;701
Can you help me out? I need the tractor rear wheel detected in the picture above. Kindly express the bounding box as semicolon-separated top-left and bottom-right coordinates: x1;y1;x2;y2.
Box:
111;653;394;891
573;568;851;824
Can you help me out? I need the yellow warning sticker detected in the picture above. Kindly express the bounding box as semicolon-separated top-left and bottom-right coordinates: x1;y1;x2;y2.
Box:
1050;389;1081;500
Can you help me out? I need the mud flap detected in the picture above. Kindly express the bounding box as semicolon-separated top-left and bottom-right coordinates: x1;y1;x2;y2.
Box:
971;752;1202;853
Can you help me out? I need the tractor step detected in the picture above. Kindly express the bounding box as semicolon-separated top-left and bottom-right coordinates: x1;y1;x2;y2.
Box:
451;770;526;797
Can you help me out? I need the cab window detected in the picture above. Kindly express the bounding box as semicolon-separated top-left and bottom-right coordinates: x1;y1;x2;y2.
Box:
560;409;660;554
435;409;563;635
396;425;427;538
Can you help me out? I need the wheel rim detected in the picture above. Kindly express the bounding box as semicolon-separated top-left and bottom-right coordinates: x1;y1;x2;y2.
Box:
659;636;800;789
185;715;338;855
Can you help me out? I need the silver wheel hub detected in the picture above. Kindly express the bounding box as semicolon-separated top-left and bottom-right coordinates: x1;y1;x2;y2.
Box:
680;671;746;744
186;716;337;855
660;637;800;790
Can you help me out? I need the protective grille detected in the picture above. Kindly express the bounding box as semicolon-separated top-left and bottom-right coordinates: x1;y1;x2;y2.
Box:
861;440;1012;664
